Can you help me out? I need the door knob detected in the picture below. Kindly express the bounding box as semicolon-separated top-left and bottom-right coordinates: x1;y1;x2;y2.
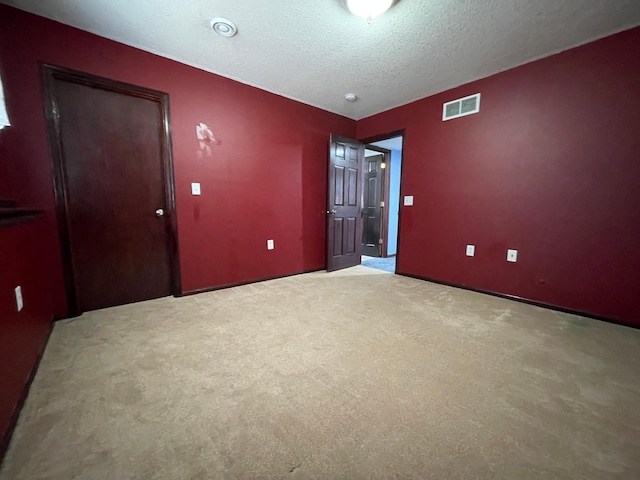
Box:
155;208;165;217
326;209;337;215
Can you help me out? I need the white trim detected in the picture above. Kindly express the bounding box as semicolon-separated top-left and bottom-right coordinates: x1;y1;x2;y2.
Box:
442;93;481;121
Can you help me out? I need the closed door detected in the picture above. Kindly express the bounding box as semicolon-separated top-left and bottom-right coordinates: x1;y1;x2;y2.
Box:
44;66;179;314
362;153;384;257
327;135;364;272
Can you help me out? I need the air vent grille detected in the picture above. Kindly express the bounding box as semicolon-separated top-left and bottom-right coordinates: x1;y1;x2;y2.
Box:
443;93;481;121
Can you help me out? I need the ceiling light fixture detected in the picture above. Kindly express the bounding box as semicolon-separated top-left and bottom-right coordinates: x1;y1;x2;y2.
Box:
347;0;393;20
345;93;358;102
211;18;237;37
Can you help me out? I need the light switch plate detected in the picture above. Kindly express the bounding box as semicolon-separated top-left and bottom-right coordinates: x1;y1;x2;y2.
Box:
15;286;23;312
507;249;518;263
466;245;475;256
267;239;274;250
403;195;414;206
191;183;201;195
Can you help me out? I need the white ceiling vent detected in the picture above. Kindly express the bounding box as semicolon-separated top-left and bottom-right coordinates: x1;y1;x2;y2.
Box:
211;18;238;37
443;93;481;121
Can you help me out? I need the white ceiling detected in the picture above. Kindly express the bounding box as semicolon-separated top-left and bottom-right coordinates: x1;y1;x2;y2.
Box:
370;137;403;151
365;136;403;155
3;0;640;120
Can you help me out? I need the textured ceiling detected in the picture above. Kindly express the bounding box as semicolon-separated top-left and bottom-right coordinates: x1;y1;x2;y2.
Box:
2;0;640;120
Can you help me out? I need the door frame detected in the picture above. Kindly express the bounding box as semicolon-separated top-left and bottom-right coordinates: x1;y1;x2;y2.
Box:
359;130;405;272
41;64;181;317
363;145;391;257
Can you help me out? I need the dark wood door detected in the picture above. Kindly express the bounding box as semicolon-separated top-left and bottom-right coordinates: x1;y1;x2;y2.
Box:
44;66;179;314
362;153;384;257
327;135;364;272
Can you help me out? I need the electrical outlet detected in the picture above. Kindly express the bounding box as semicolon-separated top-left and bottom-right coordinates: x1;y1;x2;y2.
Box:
403;195;414;206
507;249;518;263
466;245;475;256
15;286;23;312
191;183;201;195
267;239;274;250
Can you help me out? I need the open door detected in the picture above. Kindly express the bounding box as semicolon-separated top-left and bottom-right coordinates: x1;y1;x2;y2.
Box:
327;134;364;272
362;145;390;257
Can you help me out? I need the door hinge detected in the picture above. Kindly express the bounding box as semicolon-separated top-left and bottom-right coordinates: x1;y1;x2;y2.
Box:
379;239;384;244
380;201;385;207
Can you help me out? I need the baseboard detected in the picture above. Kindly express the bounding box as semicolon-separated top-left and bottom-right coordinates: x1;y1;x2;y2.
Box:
396;272;637;330
0;318;55;465
180;268;325;296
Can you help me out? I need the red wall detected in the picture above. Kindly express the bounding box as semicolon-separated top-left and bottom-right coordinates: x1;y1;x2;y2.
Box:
0;220;51;455
358;27;640;326
0;4;354;451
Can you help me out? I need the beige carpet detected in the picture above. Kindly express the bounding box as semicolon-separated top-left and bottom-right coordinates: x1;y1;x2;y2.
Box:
2;266;640;480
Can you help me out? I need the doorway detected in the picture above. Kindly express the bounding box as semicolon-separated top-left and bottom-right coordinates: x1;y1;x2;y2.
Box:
366;135;403;256
362;135;403;272
43;65;181;316
326;132;404;274
362;146;388;257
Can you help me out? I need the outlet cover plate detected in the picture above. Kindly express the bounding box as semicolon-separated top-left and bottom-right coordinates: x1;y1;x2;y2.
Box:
403;195;414;206
267;239;274;250
191;183;201;195
466;245;475;256
507;249;518;262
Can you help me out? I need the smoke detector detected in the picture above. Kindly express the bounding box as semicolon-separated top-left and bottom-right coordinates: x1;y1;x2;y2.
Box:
345;93;358;102
211;18;237;37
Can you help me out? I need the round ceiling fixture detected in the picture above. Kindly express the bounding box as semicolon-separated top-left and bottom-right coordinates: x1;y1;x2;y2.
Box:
345;93;358;102
211;18;237;37
347;0;393;20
